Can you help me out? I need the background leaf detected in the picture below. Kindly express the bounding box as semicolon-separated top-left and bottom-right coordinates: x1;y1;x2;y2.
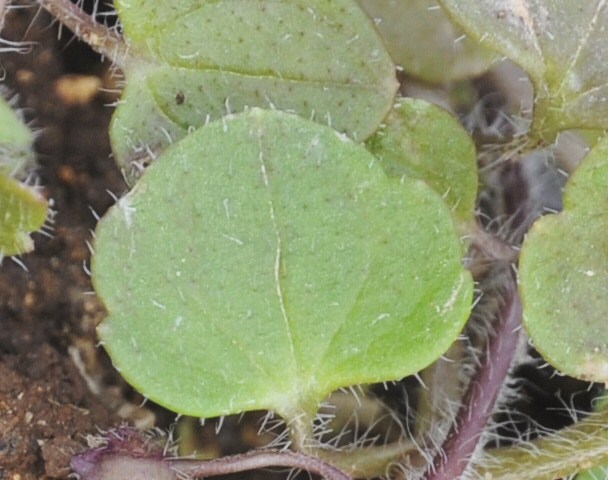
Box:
575;392;608;480
0;175;47;257
519;135;608;382
367;97;478;231
0;95;35;178
94;109;472;420
358;0;497;84
438;0;608;142
112;0;398;180
0;96;46;257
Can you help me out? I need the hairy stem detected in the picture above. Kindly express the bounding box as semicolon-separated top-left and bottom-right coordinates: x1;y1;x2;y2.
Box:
471;407;608;480
415;341;467;440
36;0;128;68
422;276;522;480
171;449;352;480
469;222;519;265
315;441;418;478
287;409;317;453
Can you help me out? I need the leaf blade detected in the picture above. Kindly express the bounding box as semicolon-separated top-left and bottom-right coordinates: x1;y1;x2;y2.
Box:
0;96;47;257
519;135;608;382
0;96;35;178
358;0;498;83
112;0;398;180
438;0;608;141
0;175;48;257
94;109;472;419
367;98;478;231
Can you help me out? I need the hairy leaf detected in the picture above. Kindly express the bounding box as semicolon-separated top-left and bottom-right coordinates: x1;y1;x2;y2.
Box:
575;392;608;480
0;96;35;178
0;96;46;257
93;109;472;420
112;0;398;181
358;0;497;83
0;175;47;257
438;0;608;142
367;98;477;231
519;135;608;382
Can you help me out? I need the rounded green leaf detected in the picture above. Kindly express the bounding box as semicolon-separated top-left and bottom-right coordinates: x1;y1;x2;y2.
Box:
0;175;47;257
93;109;472;420
367;98;478;231
438;1;608;142
112;0;398;180
520;135;608;382
358;0;498;83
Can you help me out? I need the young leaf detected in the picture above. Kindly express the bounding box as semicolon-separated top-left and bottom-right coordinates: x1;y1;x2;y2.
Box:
111;0;398;180
519;135;608;382
367;98;478;231
93;109;472;421
358;0;498;84
437;1;608;142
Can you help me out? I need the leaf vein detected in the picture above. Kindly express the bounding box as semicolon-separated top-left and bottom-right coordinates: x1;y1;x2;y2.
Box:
256;129;297;374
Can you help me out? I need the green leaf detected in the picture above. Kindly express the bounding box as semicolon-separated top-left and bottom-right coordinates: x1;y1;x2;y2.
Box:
519;135;608;382
576;464;608;480
112;0;398;181
358;0;498;83
0;96;47;257
0;96;35;178
93;109;472;420
575;392;608;480
0;175;47;257
437;0;608;142
367;98;478;231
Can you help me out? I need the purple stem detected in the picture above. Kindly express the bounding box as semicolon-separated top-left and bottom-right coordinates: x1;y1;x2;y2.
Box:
169;449;352;480
423;275;522;480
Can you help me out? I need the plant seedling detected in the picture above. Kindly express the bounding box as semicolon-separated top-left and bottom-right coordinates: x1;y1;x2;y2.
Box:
27;0;608;478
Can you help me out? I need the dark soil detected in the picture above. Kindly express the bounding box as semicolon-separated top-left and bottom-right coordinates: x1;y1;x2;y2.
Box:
0;4;128;479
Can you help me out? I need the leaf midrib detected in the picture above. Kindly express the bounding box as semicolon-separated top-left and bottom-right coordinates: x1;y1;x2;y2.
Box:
142;66;391;132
